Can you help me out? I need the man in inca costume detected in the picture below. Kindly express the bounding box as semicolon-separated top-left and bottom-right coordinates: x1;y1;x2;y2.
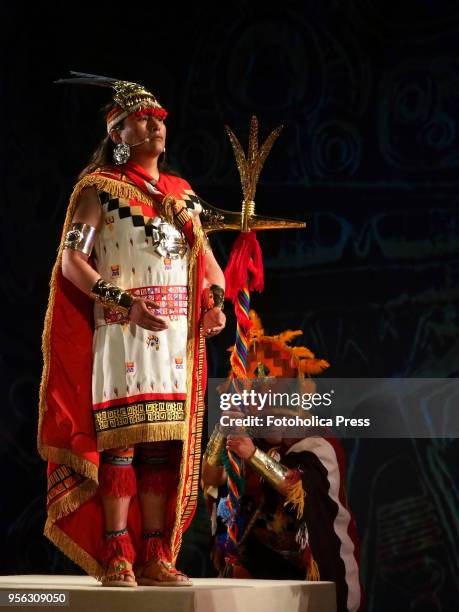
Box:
38;73;226;586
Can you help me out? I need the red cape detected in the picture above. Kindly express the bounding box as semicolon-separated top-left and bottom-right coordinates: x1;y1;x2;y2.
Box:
38;165;207;576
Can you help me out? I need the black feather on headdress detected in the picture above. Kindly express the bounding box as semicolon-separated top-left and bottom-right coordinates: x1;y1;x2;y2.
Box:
55;71;164;131
54;71;120;87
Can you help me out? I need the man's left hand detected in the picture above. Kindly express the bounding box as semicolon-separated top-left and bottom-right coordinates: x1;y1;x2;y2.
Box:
202;307;226;338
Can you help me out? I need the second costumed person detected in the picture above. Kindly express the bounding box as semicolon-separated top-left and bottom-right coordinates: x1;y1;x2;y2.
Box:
202;311;362;612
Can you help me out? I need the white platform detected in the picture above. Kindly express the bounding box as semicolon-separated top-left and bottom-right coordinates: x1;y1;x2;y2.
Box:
0;575;336;612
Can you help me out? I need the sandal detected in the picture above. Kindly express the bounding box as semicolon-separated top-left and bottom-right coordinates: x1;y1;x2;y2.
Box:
101;556;137;587
100;530;137;588
136;558;192;587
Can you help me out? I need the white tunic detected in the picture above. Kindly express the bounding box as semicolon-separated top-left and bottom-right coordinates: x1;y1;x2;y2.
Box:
91;192;189;428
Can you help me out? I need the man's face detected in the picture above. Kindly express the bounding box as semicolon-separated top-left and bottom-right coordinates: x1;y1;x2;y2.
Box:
112;110;166;158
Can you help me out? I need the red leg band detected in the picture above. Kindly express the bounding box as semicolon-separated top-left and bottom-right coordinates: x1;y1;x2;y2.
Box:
136;465;178;495
99;463;137;498
100;532;136;567
140;534;165;563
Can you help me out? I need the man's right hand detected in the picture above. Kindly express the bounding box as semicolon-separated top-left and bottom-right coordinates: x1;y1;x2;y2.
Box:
129;298;168;331
226;434;256;460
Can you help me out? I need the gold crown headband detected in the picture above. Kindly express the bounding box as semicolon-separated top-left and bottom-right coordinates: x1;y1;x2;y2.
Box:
55;71;167;132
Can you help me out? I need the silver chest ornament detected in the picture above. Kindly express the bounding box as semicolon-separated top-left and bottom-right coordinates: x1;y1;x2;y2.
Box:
150;217;187;259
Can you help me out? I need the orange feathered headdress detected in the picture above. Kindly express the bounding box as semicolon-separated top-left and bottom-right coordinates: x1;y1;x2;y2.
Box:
228;310;330;390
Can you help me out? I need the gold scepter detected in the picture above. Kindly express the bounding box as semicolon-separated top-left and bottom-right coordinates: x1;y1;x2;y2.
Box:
203;116;306;549
200;116;305;234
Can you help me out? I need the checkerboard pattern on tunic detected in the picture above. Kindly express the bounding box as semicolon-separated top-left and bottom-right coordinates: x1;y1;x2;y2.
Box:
99;189;202;238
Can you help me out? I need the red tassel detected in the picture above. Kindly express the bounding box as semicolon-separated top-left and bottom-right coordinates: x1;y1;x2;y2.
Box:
136;465;178;495
140;536;164;563
224;232;264;302
99;464;137;497
100;533;136;567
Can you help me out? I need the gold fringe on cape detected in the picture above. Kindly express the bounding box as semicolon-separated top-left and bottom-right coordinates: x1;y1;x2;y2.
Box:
40;447;98;482
44;522;104;580
170;215;205;560
96;422;186;451
306;557;321;581
47;478;98;523
284;478;305;520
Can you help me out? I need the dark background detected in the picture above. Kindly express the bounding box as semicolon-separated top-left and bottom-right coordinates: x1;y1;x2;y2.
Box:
2;1;459;610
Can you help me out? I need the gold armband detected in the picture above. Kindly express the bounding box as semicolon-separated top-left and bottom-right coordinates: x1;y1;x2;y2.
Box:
203;428;226;466
64;223;97;255
247;447;288;488
248;448;305;518
90;278;134;315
